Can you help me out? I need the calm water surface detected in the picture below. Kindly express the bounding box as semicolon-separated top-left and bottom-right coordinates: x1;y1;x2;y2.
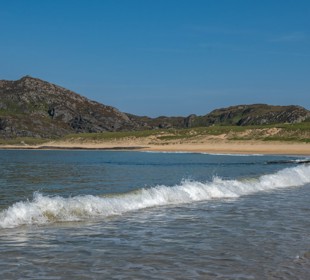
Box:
0;150;309;279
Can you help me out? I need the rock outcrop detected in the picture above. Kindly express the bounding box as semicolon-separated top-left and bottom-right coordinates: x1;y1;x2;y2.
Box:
0;76;137;138
0;76;309;138
192;104;310;126
127;114;185;130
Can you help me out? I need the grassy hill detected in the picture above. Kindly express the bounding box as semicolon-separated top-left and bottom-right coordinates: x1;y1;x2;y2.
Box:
1;76;309;141
0;76;137;138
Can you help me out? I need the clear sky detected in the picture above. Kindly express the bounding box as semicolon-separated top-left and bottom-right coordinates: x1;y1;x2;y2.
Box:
1;0;309;117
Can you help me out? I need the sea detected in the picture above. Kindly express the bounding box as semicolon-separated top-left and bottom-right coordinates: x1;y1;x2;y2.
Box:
0;150;309;280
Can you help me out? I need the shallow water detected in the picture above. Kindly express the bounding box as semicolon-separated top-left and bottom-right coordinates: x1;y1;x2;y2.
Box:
0;150;309;279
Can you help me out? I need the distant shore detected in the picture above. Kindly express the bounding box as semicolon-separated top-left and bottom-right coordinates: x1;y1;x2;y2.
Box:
1;139;310;156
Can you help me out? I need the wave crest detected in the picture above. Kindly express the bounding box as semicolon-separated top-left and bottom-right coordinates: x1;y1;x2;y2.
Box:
1;164;310;229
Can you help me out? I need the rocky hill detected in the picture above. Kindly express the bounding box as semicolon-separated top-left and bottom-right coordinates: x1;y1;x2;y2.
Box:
0;76;309;138
0;76;137;138
126;114;185;129
186;104;310;128
128;104;310;129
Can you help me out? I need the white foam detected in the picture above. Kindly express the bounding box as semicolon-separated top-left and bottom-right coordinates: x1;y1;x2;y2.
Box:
1;164;309;229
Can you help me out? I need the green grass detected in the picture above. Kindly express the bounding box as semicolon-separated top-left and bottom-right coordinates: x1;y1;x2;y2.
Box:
274;121;310;131
64;129;164;140
157;134;195;141
63;123;310;143
1;121;309;145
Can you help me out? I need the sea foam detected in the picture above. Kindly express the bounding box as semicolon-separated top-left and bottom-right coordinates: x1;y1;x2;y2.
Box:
1;164;309;229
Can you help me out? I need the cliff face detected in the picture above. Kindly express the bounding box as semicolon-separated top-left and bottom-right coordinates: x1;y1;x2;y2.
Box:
0;76;137;138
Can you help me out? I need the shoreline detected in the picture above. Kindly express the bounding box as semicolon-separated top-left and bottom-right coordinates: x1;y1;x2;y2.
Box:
1;140;310;156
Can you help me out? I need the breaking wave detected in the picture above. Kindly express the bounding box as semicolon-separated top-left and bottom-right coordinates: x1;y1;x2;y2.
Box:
1;164;310;229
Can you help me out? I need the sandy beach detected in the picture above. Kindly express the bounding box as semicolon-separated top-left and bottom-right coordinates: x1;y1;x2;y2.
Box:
1;137;310;156
143;142;310;155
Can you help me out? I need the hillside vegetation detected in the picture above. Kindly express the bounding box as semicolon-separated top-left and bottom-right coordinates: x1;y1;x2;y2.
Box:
63;122;310;143
0;76;309;142
1;122;309;146
0;76;137;138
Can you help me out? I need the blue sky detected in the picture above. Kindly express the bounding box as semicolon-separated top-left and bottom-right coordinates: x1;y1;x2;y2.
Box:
1;0;309;116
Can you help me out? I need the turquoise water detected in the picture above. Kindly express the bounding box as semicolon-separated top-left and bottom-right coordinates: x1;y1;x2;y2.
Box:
0;150;309;279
